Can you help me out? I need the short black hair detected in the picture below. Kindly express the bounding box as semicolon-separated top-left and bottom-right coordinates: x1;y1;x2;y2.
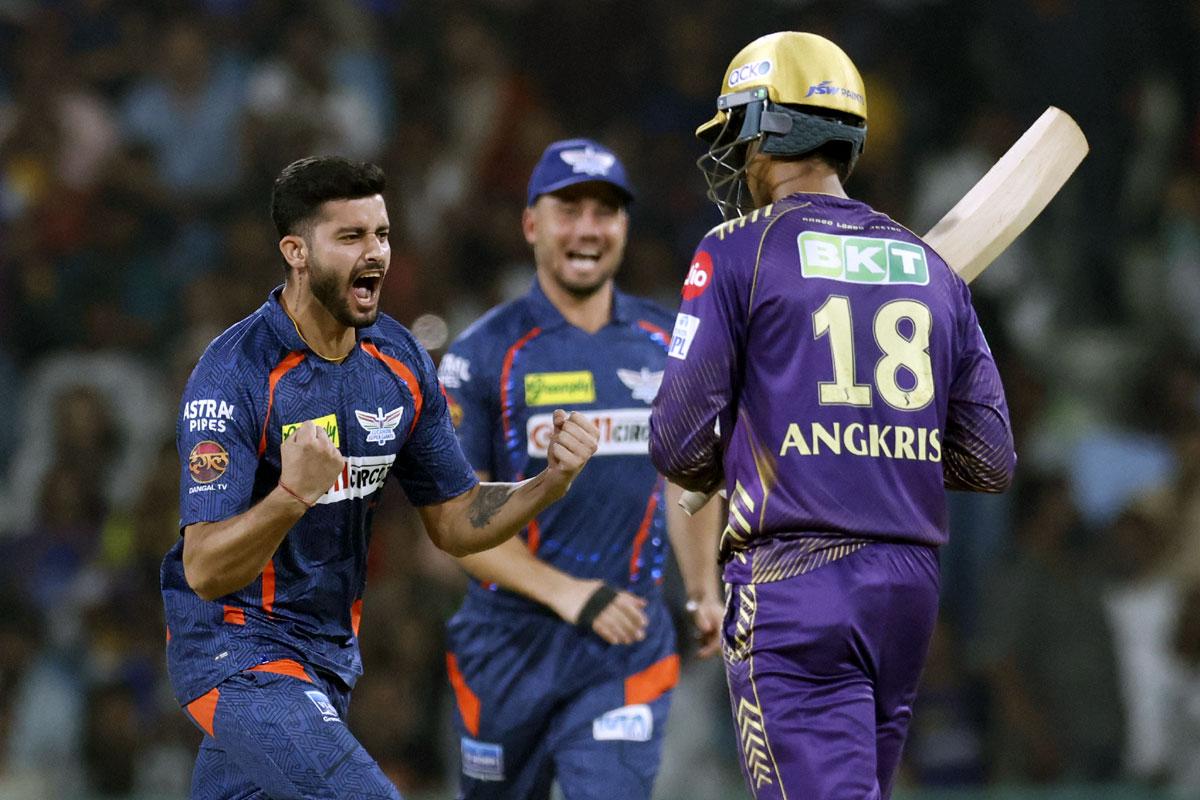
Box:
270;156;387;238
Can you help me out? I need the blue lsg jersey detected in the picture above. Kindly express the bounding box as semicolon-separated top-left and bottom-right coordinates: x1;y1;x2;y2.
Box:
161;288;477;706
440;280;675;615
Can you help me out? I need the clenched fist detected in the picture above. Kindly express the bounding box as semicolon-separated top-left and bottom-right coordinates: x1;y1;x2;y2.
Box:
542;409;599;497
279;420;345;506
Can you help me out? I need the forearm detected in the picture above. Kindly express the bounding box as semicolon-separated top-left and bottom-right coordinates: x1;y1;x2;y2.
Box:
182;487;307;600
422;472;567;557
665;482;723;602
457;536;580;610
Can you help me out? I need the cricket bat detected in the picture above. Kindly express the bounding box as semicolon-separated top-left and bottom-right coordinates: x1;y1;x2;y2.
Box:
678;106;1088;515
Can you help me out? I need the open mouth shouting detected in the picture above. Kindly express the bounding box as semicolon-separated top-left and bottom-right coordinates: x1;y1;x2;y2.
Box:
351;269;385;310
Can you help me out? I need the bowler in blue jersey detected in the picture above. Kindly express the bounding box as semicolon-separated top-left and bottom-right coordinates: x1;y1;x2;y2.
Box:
162;156;600;799
439;139;724;800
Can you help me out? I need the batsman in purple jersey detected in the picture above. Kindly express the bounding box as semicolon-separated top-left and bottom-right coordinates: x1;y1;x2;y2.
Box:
649;33;1015;800
162;157;600;800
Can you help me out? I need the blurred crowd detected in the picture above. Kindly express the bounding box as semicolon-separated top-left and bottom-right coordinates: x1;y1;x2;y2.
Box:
1;0;1199;798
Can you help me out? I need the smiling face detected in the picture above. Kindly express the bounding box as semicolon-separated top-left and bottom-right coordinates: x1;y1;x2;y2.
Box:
295;195;390;328
523;182;628;300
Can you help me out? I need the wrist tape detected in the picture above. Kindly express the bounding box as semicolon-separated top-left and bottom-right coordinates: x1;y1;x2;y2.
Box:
576;584;618;630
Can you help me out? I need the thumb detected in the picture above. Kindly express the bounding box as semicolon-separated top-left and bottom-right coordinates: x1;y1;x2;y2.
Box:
553;409;568;428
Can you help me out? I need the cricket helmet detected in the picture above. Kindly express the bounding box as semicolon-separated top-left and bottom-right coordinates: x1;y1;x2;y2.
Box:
697;32;868;220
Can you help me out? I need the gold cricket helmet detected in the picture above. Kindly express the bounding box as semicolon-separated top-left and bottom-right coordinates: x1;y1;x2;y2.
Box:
696;32;869;220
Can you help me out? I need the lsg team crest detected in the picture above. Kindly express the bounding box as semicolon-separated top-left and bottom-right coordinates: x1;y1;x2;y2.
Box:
188;441;229;483
355;406;404;445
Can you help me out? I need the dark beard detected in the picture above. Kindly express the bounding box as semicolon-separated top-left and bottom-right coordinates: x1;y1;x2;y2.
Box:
309;257;377;328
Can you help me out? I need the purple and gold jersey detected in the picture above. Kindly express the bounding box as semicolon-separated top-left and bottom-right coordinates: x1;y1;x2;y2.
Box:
649;194;1014;584
161;288;476;706
441;280;675;613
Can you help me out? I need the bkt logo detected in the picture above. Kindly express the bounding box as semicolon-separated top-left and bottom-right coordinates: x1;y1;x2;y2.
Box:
805;80;865;105
728;60;772;88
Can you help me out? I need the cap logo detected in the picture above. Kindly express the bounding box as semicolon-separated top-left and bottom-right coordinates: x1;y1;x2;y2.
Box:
728;60;772;88
560;146;615;177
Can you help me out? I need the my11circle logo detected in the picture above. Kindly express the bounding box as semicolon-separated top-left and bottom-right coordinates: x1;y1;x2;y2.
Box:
682;251;713;300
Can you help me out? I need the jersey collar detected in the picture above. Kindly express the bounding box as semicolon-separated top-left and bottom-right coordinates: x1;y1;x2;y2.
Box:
263;286;384;355
524;278;635;331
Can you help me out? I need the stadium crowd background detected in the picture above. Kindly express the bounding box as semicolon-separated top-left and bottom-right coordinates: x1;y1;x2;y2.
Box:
1;0;1199;797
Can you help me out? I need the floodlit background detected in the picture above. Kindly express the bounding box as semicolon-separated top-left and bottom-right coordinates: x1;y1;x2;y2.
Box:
1;0;1198;798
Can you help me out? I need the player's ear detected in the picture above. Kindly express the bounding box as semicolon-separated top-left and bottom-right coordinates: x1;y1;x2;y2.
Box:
521;206;538;246
279;235;307;272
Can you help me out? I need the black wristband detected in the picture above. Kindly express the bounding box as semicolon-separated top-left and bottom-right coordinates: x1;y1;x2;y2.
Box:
576;584;619;630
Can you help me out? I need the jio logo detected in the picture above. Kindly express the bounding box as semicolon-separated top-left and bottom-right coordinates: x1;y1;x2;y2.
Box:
728;60;772;88
682;251;713;300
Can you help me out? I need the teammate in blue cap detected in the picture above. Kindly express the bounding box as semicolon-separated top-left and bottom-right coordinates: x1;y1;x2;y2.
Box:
438;138;725;800
162;155;600;799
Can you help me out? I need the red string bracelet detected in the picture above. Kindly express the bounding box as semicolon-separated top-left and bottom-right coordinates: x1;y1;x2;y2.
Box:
278;481;315;509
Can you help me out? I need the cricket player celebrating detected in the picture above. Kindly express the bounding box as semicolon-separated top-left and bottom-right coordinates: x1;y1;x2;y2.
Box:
649;33;1016;800
439;139;723;800
161;156;599;799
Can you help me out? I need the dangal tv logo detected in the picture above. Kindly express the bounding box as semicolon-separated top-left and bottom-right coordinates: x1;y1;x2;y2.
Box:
189;441;230;483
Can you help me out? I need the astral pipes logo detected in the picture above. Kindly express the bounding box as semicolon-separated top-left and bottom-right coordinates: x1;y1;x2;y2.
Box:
728;60;772;88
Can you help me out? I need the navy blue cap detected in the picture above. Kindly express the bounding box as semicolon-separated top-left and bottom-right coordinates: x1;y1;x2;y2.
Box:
526;138;634;207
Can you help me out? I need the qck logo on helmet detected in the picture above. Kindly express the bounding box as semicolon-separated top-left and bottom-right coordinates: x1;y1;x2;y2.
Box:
682;251;713;300
728;60;772;88
560;146;615;177
805;80;865;105
355;406;404;445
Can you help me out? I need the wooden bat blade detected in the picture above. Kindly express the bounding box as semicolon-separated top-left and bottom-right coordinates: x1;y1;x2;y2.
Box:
923;106;1089;282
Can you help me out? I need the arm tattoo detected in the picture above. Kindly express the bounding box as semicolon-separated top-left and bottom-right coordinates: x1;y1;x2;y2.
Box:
468;483;516;528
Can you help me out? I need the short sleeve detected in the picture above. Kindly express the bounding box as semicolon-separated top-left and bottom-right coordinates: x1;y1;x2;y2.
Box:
177;362;259;527
650;235;748;490
438;336;494;474
395;346;479;506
